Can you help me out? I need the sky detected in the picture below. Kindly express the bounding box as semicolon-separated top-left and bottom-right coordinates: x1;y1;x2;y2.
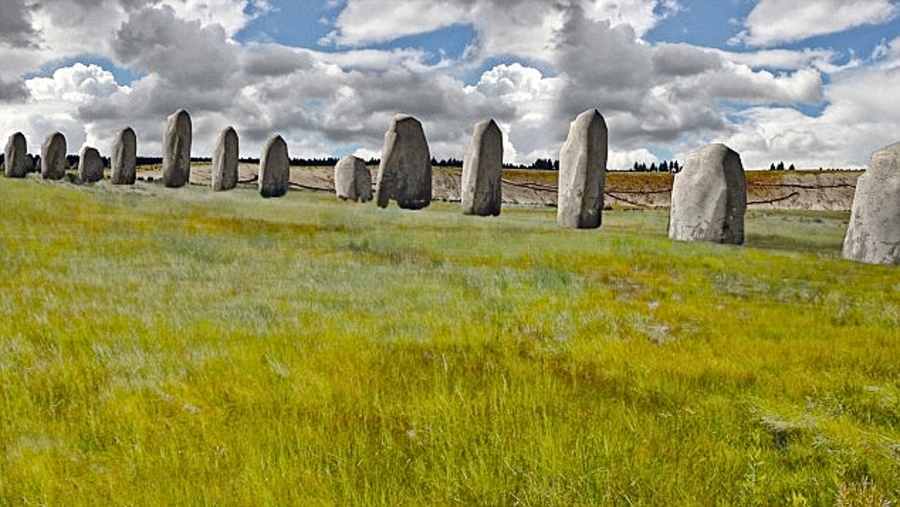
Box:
0;0;898;169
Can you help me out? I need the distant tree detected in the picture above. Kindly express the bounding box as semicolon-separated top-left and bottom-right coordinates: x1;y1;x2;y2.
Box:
632;161;640;172
659;161;669;173
777;161;785;171
770;163;777;171
788;163;795;171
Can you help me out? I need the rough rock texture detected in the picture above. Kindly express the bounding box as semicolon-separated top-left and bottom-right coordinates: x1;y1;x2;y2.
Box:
41;132;68;180
375;114;432;209
212;127;239;191
842;141;900;265
259;135;290;198
557;109;607;228
334;155;372;202
79;146;103;183
4;132;27;178
111;127;137;185
461;119;503;216
162;109;192;188
669;143;747;244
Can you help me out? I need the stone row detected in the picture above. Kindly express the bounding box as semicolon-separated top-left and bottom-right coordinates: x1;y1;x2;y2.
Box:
2;109;898;265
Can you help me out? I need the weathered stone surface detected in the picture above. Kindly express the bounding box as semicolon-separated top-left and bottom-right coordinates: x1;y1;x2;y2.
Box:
79;146;103;183
162;109;192;188
668;143;746;244
111;127;137;185
557;109;607;228
41;132;68;180
375;114;431;209
4;132;27;178
843;141;900;265
212;126;239;191
461;119;503;216
259;135;289;198
334;155;372;202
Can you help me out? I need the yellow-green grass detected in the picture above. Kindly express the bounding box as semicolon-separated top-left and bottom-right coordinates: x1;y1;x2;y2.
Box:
0;178;897;505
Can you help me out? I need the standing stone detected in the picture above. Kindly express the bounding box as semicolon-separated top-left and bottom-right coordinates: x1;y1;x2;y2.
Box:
557;109;608;228
375;114;431;210
41;132;68;180
334;155;372;202
212;127;239;191
461;119;503;216
79;146;103;183
668;143;746;245
259;135;289;198
842;141;900;265
4;132;27;178
25;154;36;173
111;127;137;185
162;109;192;188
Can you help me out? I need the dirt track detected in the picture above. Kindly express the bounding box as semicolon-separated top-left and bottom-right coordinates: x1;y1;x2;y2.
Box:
148;164;862;211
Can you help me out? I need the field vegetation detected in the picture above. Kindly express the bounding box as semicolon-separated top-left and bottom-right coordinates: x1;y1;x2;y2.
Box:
0;178;897;505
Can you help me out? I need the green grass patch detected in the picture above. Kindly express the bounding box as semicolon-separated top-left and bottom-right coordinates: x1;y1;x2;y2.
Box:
1;178;898;505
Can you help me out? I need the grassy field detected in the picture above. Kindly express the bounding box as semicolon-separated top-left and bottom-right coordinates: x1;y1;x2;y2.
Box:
0;178;898;505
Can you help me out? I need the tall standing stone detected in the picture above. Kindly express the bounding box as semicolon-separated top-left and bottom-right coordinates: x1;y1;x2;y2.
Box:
79;146;103;183
668;143;746;245
41;132;68;180
461;119;503;216
212;126;239;191
842;141;900;265
334;155;372;202
259;135;289;198
375;114;431;210
111;127;137;185
4;132;27;178
162;109;192;188
557;109;608;229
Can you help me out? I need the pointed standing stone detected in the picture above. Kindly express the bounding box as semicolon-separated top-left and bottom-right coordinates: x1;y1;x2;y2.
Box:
259;135;289;198
334;155;372;202
557;109;608;229
461;119;503;216
41;132;68;180
375;114;432;210
843;141;900;265
668;143;747;245
162;109;192;188
212;127;239;191
111;127;137;185
79;146;103;183
4;132;27;178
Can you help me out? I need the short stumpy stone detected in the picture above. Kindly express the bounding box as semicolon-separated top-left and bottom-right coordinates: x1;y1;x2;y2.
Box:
41;132;68;180
162;109;192;188
334;155;372;202
212;126;239;191
557;109;607;228
461;119;503;216
79;146;103;183
668;143;746;245
375;114;431;210
259;135;290;198
111;127;137;185
843;141;900;265
4;132;27;178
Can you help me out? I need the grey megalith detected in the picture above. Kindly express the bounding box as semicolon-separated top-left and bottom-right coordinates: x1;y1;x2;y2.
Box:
669;143;747;245
843;141;900;265
334;155;372;202
557;109;607;229
4;132;27;178
461;119;503;216
163;109;192;188
212;127;239;191
111;127;137;185
375;114;431;210
259;135;289;198
79;146;103;183
41;132;67;180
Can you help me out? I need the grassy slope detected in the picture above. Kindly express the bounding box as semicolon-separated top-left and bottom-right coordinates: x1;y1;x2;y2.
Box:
1;179;898;505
